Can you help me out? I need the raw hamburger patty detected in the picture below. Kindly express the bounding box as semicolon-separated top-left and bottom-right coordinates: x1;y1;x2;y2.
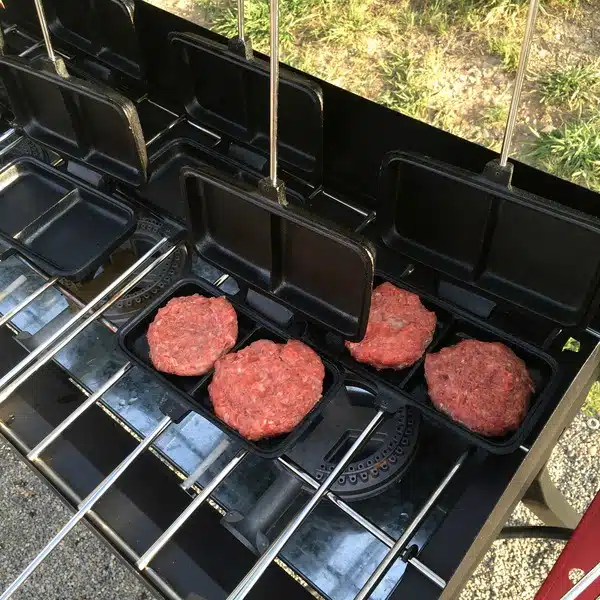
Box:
424;340;534;436
345;282;437;370
209;339;325;440
148;294;238;376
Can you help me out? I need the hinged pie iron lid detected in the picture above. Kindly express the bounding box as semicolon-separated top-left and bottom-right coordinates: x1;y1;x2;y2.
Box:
183;166;375;340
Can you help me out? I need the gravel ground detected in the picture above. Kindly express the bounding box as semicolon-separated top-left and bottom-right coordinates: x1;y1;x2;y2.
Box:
0;408;597;600
0;437;158;600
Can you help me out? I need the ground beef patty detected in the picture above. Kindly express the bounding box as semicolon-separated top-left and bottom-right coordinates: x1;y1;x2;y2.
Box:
148;295;238;376
209;339;325;440
425;340;534;436
345;282;437;370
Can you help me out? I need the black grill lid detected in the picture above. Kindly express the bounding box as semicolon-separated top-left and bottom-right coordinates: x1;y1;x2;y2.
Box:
0;55;148;186
183;166;375;340
378;151;600;327
169;32;323;187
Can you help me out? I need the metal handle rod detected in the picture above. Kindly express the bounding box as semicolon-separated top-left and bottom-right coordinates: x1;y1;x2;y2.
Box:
0;277;57;328
0;415;172;600
237;0;245;43
227;410;386;600
268;0;279;186
560;562;600;600
0;244;177;405
0;275;27;303
181;438;232;490
0;237;169;398
499;0;540;167
277;456;446;590
32;0;57;66
27;363;133;460
355;450;469;600
137;449;248;570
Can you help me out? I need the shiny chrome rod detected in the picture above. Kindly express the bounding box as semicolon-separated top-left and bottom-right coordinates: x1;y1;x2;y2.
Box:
498;0;540;167
27;363;133;460
0;237;169;398
0;277;58;327
181;438;232;490
0;275;27;303
354;451;469;600
0;416;172;600
33;0;57;66
227;410;386;600
268;0;280;186
0;244;177;405
137;449;248;570
277;457;446;590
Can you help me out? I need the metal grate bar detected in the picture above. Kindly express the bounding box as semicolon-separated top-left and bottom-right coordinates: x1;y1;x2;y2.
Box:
227;410;386;600
0;238;172;402
277;456;447;590
355;450;469;600
137;449;248;570
0;415;172;600
0;277;58;327
27;362;133;460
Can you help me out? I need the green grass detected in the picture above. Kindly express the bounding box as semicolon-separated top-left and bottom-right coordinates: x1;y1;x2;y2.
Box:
528;117;600;191
539;62;600;111
583;381;600;417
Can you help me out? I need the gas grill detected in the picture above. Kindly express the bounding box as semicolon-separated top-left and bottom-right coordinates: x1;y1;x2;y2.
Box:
0;1;599;600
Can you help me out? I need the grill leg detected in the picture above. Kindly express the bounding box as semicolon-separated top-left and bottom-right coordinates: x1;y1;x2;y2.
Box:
523;465;581;529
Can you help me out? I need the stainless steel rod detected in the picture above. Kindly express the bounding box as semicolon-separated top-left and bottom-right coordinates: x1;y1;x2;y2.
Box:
0;416;171;600
0;128;16;144
0;275;27;303
499;0;540;167
237;0;245;43
137;450;248;570
33;0;57;66
277;457;446;590
227;410;386;600
0;237;169;398
355;451;469;600
0;135;24;158
181;438;231;490
0;244;177;405
268;0;279;186
27;363;133;460
560;562;600;600
0;277;57;327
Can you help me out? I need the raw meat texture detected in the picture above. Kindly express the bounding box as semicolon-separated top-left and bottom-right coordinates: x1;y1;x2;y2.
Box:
209;339;325;440
148;294;238;376
425;339;534;436
345;282;437;369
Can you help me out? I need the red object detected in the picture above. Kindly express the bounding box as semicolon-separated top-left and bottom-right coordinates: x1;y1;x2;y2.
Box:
535;491;600;600
148;294;238;376
345;282;436;370
425;340;533;436
210;339;325;440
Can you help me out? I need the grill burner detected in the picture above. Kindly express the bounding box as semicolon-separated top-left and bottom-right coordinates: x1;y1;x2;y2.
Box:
221;384;419;554
61;217;189;325
290;384;420;501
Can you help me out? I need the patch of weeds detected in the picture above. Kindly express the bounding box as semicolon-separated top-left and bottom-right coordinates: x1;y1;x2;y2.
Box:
412;0;478;35
539;62;600;111
583;381;600;417
198;0;322;56
378;48;440;121
318;0;379;44
483;103;509;128
488;35;520;71
528;116;600;191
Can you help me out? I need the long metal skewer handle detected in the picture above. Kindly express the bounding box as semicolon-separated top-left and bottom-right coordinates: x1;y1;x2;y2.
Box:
0;277;57;328
499;0;540;167
227;410;386;600
137;449;248;570
27;363;133;460
33;0;57;67
269;0;279;188
0;237;169;397
277;457;446;590
0;244;177;405
0;415;172;600
355;450;469;600
560;562;600;600
238;0;246;45
181;437;232;490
